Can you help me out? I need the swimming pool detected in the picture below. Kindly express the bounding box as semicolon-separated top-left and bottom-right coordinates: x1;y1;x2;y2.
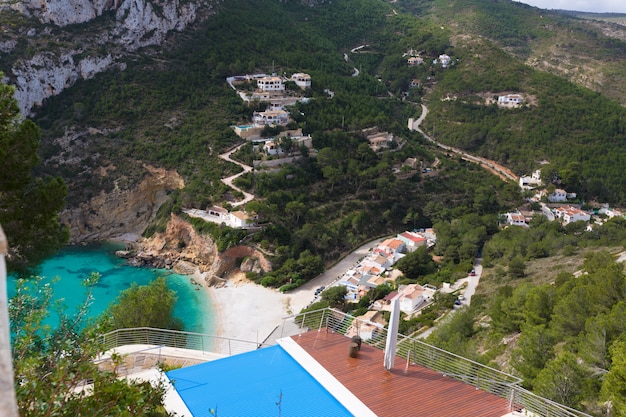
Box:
167;344;353;417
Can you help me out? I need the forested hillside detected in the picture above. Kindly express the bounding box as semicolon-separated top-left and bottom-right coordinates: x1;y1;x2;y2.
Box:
3;0;626;413
427;218;626;414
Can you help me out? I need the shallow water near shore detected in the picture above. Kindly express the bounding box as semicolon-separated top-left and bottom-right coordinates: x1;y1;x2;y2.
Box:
8;242;216;335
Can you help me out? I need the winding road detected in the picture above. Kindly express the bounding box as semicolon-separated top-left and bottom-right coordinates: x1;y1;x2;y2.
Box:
218;143;255;207
412;104;519;183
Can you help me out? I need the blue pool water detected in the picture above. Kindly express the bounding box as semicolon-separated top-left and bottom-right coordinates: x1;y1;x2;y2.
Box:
167;345;353;417
8;243;216;334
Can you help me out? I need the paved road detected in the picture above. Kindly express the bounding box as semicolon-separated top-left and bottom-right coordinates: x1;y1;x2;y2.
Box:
416;258;483;339
218;143;255;207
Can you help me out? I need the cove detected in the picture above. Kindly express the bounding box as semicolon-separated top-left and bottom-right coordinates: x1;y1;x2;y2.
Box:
8;242;217;335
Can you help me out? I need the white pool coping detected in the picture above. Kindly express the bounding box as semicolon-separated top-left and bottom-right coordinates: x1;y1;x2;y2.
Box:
277;336;377;417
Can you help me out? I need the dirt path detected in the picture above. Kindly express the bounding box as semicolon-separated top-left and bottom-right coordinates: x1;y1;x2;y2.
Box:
218;143;255;206
412;104;519;183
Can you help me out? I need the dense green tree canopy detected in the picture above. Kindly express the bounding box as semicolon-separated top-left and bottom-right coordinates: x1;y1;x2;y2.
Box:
0;76;68;273
105;277;183;331
10;275;171;416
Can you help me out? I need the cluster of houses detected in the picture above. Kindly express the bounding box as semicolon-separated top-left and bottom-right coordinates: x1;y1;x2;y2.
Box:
405;50;451;69
227;72;315;157
503;169;623;228
228;72;310;133
337;230;437;314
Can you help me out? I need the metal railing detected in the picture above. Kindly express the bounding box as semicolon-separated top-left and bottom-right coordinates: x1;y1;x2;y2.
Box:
286;308;591;417
99;327;271;357
97;308;591;417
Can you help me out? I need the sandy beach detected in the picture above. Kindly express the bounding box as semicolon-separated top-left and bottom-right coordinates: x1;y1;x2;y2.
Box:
200;237;388;344
204;273;312;343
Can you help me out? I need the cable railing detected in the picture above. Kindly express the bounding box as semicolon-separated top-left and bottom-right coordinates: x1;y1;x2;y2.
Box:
99;327;271;357
287;308;591;417
97;308;591;417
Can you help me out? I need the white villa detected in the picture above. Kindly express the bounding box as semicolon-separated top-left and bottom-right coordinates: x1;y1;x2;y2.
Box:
291;73;311;89
438;54;451;67
398;284;432;314
253;109;290;126
183;206;257;229
547;189;568;203
263;140;284;156
506;212;528;227
554;206;591;225
397;231;426;252
257;76;284;92
365;129;394;152
519;169;542;190
376;238;405;259
498;94;524;107
229;210;256;228
206;206;229;222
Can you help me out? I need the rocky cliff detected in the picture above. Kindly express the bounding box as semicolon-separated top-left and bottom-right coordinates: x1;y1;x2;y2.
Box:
1;0;219;116
127;213;272;286
61;164;184;242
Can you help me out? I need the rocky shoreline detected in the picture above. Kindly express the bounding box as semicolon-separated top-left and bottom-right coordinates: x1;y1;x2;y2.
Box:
114;214;272;288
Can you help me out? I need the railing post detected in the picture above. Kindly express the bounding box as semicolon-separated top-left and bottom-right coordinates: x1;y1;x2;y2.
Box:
319;311;325;332
405;350;411;371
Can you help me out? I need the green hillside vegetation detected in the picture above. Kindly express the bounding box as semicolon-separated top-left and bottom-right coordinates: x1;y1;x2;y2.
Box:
4;0;626;413
415;0;626;105
426;218;626;414
10;274;179;415
0;77;69;274
423;54;626;202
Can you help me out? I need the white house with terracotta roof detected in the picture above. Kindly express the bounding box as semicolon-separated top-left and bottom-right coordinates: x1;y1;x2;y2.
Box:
398;284;431;314
506;212;528;227
554;206;590;225
397;231;427;252
378;238;405;254
346;310;385;340
407;56;423;66
263;140;284;156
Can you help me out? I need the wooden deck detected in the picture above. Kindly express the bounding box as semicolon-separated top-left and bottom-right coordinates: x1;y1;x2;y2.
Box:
292;330;514;417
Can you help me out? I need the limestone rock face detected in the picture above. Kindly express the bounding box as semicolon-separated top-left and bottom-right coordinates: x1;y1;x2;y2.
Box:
61;165;184;242
14;0;116;26
129;213;218;276
2;0;218;116
12;52;115;116
129;214;272;285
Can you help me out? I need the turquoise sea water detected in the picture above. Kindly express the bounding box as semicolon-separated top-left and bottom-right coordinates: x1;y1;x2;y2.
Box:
8;243;216;335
